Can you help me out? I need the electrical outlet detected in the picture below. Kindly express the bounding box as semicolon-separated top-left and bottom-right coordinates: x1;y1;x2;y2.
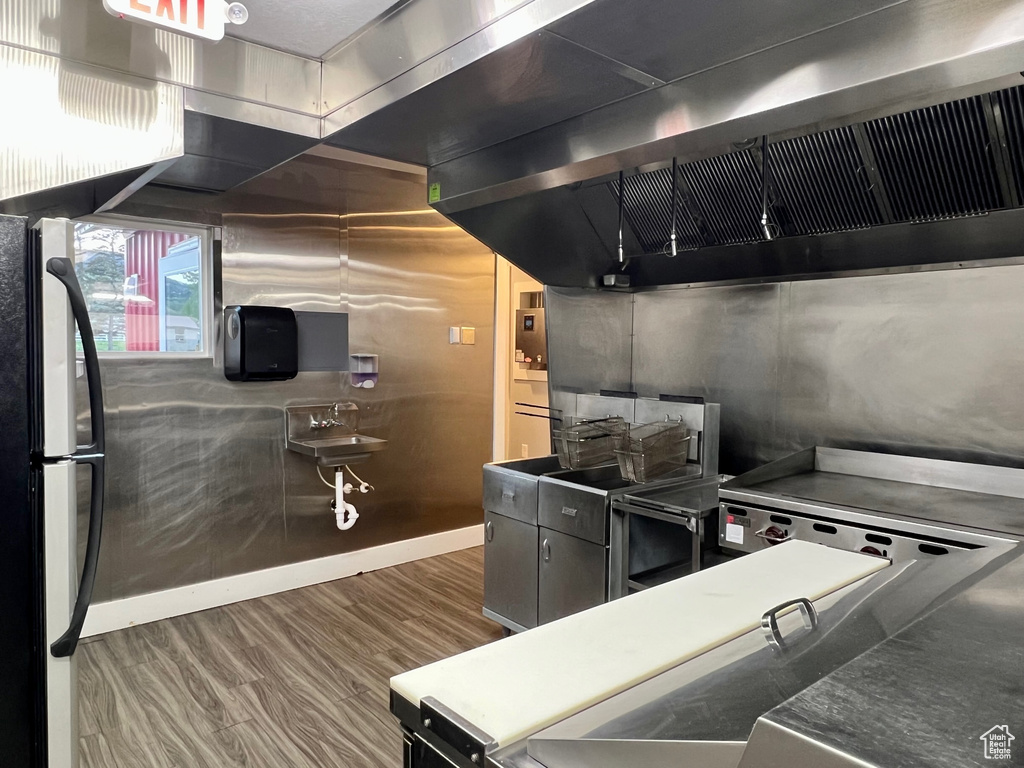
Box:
521;443;529;458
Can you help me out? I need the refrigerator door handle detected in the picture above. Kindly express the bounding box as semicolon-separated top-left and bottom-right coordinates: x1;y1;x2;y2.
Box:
45;257;105;658
50;454;103;658
45;257;104;454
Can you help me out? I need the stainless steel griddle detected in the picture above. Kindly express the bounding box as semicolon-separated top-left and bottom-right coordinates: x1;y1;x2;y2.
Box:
718;447;1024;560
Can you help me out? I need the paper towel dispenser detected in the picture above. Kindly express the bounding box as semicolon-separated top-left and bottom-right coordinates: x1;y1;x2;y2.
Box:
224;306;298;381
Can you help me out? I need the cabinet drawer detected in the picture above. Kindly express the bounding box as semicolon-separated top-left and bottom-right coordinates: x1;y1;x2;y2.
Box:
483;460;556;525
538;477;610;545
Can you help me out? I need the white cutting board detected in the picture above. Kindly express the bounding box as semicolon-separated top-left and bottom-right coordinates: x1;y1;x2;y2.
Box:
391;540;888;748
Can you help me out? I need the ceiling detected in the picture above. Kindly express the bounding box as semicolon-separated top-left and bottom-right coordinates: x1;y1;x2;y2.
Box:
226;0;401;58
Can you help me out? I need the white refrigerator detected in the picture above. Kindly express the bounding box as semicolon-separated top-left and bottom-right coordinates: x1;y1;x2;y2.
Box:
0;215;106;768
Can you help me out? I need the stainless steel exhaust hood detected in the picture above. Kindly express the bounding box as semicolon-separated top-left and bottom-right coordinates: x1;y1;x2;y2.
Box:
150;111;319;194
0;3;322;223
322;0;1024;287
0;109;318;222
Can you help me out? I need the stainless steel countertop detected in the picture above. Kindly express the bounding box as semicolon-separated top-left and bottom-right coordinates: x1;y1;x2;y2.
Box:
746;470;1024;538
751;544;1024;768
507;539;1020;768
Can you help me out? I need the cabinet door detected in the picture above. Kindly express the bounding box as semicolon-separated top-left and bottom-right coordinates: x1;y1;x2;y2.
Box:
484;511;538;629
538;527;607;625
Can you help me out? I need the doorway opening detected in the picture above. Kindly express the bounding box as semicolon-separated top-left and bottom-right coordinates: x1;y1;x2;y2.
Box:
493;257;551;461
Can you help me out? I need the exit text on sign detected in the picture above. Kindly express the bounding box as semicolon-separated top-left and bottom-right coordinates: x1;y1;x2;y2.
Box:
103;0;229;42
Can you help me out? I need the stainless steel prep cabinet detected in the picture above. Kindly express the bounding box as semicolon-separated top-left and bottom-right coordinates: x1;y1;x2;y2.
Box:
483;455;563;632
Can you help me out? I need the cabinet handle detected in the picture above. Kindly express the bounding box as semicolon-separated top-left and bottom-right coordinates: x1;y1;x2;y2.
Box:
485;521;494;542
542;538;551;562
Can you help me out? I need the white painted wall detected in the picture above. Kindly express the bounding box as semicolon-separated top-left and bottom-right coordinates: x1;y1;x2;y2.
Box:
493;258;550;461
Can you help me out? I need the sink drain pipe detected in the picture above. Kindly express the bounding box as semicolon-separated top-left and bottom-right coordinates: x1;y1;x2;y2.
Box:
317;465;374;531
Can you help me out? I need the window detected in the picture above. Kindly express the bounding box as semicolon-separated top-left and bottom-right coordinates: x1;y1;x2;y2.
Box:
72;218;212;355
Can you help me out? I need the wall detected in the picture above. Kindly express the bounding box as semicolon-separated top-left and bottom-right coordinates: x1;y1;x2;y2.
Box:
80;154;495;602
545;286;634;422
494;259;550;460
548;262;1024;476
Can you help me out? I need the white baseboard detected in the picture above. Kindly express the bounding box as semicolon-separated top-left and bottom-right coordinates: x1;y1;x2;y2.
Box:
82;524;484;637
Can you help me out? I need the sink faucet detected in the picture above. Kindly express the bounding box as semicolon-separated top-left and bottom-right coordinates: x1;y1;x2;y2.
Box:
311;402;348;430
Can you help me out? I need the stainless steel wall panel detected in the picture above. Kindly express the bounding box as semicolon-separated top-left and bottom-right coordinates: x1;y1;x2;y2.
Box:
774;267;1024;463
0;45;184;202
0;0;320;116
182;34;320;116
222;214;345;313
0;0;59;52
631;285;783;472
93;361;223;598
80;154;495;600
561;260;1024;479
544;287;633;420
341;194;496;542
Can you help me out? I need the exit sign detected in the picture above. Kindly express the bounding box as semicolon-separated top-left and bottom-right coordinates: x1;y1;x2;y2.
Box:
102;0;246;42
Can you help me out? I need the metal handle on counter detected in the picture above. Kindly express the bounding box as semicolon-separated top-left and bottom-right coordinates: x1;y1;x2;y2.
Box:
542;539;551;562
485;521;494;542
46;257;106;659
761;597;818;652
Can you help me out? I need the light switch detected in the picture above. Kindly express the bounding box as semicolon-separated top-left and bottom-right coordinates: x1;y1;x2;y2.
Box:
461;326;476;345
449;326;461;344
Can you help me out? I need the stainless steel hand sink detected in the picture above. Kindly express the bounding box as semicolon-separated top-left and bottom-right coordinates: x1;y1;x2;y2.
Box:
286;434;387;464
285;404;387;466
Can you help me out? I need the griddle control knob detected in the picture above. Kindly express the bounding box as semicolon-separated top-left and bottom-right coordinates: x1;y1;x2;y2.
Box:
860;545;883;557
764;525;788;545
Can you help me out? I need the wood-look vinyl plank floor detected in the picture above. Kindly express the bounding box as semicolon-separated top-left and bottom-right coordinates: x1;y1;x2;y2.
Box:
80;546;501;768
208;719;305;768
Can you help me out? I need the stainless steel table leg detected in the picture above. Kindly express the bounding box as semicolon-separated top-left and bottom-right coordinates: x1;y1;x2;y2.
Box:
692;516;703;573
609;507;628;600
